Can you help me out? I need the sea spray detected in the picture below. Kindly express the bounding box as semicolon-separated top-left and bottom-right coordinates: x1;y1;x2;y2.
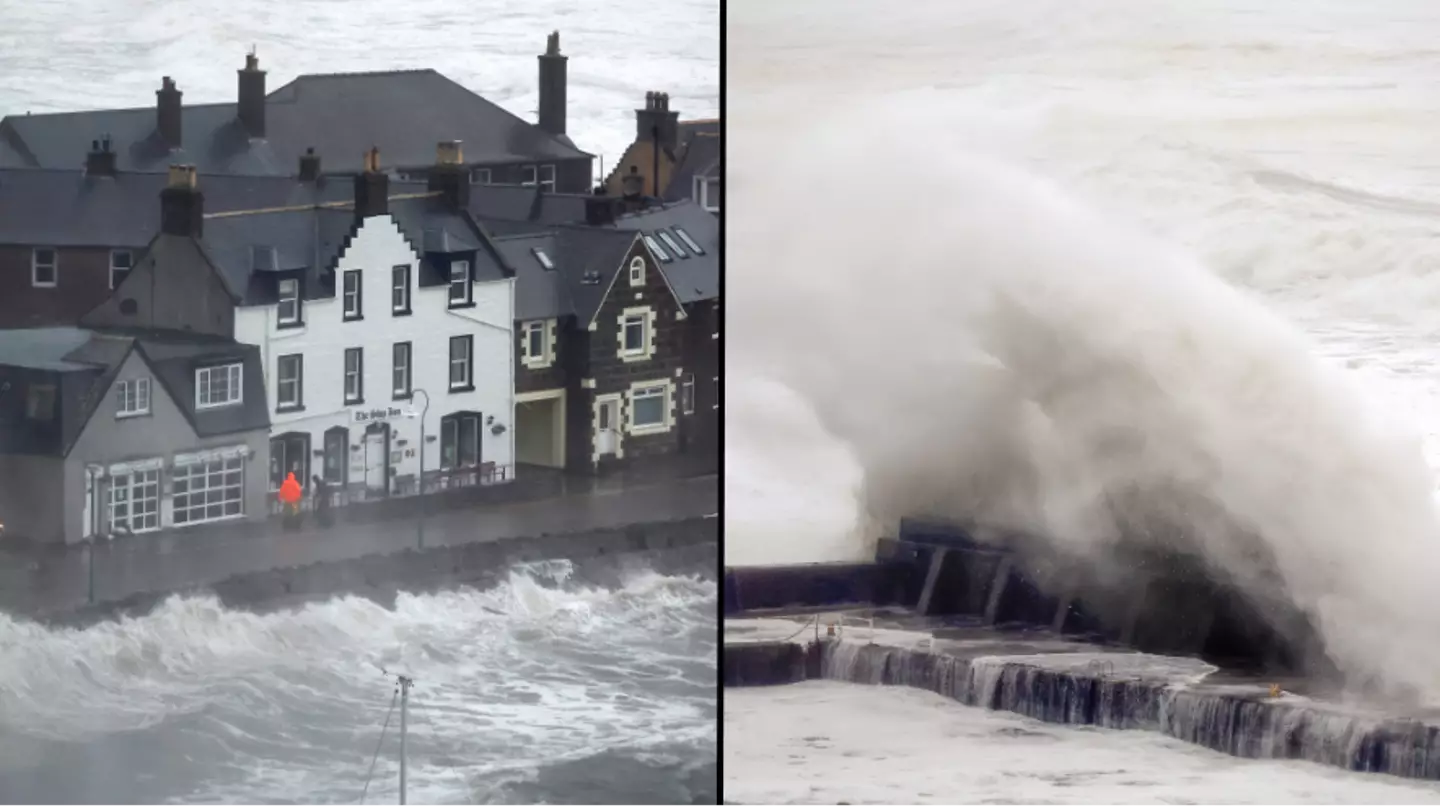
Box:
728;99;1440;701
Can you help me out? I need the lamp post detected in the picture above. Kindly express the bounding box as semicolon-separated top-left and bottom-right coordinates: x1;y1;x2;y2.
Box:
408;388;431;550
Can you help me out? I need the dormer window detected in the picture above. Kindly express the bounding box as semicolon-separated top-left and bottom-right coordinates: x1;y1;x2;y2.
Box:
521;165;538;187
539;164;556;193
448;260;472;307
471;167;491;185
277;278;301;327
110;249;134;289
196;363;243;410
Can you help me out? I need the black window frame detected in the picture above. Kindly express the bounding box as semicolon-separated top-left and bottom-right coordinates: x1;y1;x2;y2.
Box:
440;413;481;470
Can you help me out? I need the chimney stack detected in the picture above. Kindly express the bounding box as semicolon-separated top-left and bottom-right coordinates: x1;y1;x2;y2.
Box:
584;188;619;227
353;147;389;220
635;91;679;154
298;147;321;182
238;51;267;138
156;77;183;149
85;135;117;177
427;140;470;210
537;31;568;138
160;165;203;237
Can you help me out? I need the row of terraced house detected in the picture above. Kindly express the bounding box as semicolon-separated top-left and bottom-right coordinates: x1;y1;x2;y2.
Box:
0;34;720;546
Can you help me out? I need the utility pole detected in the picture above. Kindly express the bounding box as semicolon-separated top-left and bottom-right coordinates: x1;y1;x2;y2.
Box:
398;673;413;805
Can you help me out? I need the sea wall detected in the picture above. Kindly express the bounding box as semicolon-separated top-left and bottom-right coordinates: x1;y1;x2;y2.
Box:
722;633;1440;780
807;637;1440;781
37;516;718;628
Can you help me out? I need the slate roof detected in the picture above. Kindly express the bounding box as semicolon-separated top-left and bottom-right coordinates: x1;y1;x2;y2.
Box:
0;168;352;247
665;129;720;202
491;233;571;322
200;194;508;306
0;326;97;371
0;327;269;456
0;68;591;176
555;228;645;325
611;202;719;304
135;334;270;438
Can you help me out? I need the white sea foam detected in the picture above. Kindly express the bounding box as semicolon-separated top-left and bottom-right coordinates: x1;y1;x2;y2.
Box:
728;0;1440;702
724;680;1440;804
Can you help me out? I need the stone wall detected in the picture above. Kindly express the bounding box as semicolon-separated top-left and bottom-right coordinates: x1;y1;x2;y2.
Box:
37;516;718;628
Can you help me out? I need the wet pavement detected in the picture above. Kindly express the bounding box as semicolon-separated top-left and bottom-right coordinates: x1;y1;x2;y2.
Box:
0;474;718;617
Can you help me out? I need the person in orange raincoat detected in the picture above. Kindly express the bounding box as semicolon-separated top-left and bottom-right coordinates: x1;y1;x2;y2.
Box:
278;472;303;529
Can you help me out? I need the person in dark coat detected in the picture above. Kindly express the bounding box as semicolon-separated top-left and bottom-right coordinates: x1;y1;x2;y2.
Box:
312;474;333;527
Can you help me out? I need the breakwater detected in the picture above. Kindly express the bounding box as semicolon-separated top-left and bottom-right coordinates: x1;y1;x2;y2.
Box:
722;617;1440;781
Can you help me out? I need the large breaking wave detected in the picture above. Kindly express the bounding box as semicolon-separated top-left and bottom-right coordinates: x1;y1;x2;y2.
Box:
727;101;1440;702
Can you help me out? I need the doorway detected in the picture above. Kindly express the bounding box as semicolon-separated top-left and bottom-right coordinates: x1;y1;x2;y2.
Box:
594;394;622;459
363;422;391;494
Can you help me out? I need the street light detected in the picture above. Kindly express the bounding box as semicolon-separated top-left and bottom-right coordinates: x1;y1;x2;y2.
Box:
405;388;431;549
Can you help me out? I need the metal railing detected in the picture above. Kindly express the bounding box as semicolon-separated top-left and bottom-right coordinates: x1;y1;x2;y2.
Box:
268;463;515;516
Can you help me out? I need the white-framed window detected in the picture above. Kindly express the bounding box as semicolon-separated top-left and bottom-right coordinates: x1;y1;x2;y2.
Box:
342;270;362;319
391;265;411;314
673;227;705;255
628;381;671;435
629;255;646;287
448;260;471;306
471;167;491;185
172;455;245;526
393;342;412;398
657;230;688;258
620;308;652;359
277;354;303;410
440;413;481;469
344;347;364;404
109;467;160;534
31;247;57;288
521;165;538;187
449;335;473;390
115;377;151;418
521;320;551;366
539;164;556;192
694;175;720;212
277;278;301;326
196;363;243;409
110;249;133;290
644;235;671;263
681;373;695;415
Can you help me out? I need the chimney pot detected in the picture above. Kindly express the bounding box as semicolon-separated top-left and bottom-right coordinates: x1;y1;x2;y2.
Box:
85;136;117;177
238;52;267;138
354;149;389;220
537;31;569;138
160;164;203;237
435;140;463;166
428;142;470;210
156;77;183;149
299;146;321;182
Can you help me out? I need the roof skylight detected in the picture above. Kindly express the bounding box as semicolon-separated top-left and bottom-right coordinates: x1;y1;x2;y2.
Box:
644;235;672;263
657;230;688;258
673;227;705;256
532;248;554;270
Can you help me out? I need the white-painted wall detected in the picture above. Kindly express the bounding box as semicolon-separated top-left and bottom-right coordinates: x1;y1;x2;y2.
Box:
234;214;516;491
